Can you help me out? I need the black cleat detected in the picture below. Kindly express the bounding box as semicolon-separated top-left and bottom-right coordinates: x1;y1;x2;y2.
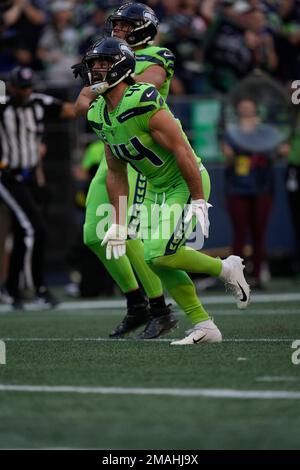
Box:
137;309;178;340
149;303;173;318
109;302;150;338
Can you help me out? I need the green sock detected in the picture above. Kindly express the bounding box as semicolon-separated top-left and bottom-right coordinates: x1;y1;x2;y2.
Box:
126;239;164;298
88;243;139;293
149;262;209;324
153;246;222;277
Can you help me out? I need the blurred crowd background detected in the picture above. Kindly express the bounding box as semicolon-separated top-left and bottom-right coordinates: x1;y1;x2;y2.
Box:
1;0;300;91
1;0;300;298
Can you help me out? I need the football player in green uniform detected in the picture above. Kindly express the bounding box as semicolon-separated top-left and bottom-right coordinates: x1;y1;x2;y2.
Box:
81;36;251;345
73;3;177;339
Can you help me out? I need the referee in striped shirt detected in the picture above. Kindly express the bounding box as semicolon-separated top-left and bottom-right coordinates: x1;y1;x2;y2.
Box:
0;66;75;308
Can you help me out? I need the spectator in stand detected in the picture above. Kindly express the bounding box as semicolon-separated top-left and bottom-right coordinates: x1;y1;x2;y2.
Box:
150;0;181;21
179;0;203;18
14;0;47;70
0;1;48;72
73;0;95;29
0;0;23;72
245;7;278;73
74;0;120;29
272;0;300;84
37;0;79;85
161;3;207;94
78;1;110;56
202;0;258;93
222;98;285;288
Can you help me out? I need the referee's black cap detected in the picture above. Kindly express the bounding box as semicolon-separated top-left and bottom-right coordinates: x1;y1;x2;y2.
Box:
9;66;35;88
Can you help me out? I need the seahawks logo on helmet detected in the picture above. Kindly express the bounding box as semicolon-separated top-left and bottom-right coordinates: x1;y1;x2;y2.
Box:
144;10;157;25
79;37;136;91
120;43;135;58
106;2;159;47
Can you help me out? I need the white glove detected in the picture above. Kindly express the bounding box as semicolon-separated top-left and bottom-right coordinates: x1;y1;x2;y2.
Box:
90;81;109;96
185;199;212;238
101;224;127;260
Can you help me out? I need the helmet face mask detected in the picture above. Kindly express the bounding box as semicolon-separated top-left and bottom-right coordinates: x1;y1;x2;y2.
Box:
81;38;136;92
105;2;159;47
85;57;114;85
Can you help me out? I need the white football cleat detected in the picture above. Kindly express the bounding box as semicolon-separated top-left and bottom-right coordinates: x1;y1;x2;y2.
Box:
220;255;250;309
171;319;222;345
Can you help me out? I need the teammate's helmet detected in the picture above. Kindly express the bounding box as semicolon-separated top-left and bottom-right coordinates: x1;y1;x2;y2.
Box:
82;37;136;89
9;66;35;88
106;2;159;47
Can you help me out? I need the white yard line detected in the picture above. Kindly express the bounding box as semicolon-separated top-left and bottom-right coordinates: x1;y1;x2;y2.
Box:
0;384;300;399
0;337;296;343
1;292;300;314
256;376;300;382
2;308;300;316
54;292;300;308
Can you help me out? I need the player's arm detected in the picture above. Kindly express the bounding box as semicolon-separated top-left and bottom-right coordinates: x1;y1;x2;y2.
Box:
74;87;95;116
149;110;204;200
135;65;167;90
150;109;212;237
102;145;128;259
105;144;128;226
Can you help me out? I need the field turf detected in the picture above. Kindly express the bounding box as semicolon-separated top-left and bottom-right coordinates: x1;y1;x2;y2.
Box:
1;283;300;450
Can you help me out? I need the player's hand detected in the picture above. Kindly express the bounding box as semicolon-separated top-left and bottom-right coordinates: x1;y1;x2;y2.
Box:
90;82;109;96
101;224;127;260
185;199;212;238
71;62;84;79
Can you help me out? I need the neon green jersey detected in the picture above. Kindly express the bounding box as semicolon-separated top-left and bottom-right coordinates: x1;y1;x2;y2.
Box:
88;83;200;192
86;44;174;170
134;45;175;100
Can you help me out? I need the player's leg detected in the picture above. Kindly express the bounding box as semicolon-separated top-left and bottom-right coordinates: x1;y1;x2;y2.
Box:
141;168;249;343
148;169;249;310
140;178;221;342
148;263;222;344
126;167;172;322
84;162;149;337
126;238;173;312
152;246;250;309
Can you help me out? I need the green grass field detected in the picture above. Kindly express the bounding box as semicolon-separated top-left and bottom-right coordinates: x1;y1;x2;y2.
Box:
1;283;300;450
